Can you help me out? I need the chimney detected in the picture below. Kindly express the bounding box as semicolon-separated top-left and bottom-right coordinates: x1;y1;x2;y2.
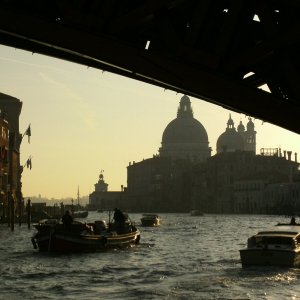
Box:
284;150;286;159
295;152;298;163
287;151;292;161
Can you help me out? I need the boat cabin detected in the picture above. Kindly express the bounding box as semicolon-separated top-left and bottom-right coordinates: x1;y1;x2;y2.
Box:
247;229;300;249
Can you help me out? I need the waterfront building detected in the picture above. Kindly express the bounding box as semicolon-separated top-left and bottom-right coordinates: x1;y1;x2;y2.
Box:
263;182;300;215
92;94;299;214
127;156;193;212
193;148;300;213
0;110;9;220
88;172;125;211
126;95;209;212
0;93;23;218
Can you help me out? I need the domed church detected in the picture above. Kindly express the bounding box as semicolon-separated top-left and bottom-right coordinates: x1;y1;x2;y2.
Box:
159;95;211;162
216;115;256;154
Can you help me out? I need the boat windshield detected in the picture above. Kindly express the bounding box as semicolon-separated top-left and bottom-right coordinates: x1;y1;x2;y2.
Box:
254;236;294;246
142;214;158;218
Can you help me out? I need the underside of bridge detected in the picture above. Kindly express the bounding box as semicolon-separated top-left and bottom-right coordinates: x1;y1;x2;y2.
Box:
0;0;300;134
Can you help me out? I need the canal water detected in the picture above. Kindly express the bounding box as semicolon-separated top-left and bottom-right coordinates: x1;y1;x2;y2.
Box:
1;213;300;299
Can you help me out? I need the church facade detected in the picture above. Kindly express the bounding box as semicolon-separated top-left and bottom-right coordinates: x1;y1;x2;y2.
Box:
125;95;211;212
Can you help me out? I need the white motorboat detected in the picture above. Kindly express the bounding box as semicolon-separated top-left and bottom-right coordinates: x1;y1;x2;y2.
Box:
240;225;300;267
140;214;161;227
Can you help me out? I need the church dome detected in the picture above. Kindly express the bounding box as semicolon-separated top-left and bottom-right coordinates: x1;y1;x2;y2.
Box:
162;117;208;144
161;95;208;144
216;115;244;153
159;95;210;162
217;131;244;153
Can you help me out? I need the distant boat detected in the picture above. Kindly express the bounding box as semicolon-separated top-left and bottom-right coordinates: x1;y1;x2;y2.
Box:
190;210;204;216
141;214;161;227
74;210;88;218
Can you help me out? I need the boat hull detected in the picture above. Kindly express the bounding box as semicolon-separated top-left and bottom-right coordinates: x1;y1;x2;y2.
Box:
240;248;300;267
32;225;140;252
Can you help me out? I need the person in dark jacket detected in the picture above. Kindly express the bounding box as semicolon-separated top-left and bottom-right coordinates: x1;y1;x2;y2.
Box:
62;210;73;227
113;208;126;223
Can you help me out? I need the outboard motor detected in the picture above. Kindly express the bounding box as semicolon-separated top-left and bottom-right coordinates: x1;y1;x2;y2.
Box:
94;220;107;233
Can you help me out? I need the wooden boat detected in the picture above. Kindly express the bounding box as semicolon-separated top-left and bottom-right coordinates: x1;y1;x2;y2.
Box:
240;225;300;267
140;214;161;227
31;218;140;252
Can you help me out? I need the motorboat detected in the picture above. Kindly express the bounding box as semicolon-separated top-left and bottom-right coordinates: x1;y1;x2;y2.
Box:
239;225;300;267
31;218;140;252
140;214;161;227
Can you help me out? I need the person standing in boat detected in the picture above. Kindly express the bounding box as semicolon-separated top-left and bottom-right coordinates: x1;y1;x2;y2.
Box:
113;208;126;223
113;208;127;232
290;216;297;225
62;210;73;227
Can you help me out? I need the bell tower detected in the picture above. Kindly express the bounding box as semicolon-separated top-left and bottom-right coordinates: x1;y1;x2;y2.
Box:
94;170;108;192
244;117;256;153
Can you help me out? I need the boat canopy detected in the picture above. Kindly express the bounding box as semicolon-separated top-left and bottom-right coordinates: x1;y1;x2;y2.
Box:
256;231;300;238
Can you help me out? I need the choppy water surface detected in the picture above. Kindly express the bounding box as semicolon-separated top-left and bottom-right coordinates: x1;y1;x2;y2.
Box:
1;213;300;299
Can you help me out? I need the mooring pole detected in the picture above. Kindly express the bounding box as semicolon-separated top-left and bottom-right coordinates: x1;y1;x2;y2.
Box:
18;196;22;227
10;193;14;231
6;187;9;228
26;198;31;229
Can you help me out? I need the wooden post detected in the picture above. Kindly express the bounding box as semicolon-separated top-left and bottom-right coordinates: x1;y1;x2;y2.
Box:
8;131;14;231
60;202;64;217
6;190;9;228
26;198;31;229
10;193;14;231
18;196;22;227
71;199;74;218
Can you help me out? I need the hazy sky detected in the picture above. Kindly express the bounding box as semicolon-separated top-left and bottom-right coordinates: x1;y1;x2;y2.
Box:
0;44;299;199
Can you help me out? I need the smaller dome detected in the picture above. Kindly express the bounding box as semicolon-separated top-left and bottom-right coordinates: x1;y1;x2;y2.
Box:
217;131;244;153
237;121;245;132
216;115;244;153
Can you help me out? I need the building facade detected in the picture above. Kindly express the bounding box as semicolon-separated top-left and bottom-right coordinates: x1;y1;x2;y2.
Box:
0;111;9;220
126;95;209;212
0;93;24;226
0;93;23;206
192;148;300;214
